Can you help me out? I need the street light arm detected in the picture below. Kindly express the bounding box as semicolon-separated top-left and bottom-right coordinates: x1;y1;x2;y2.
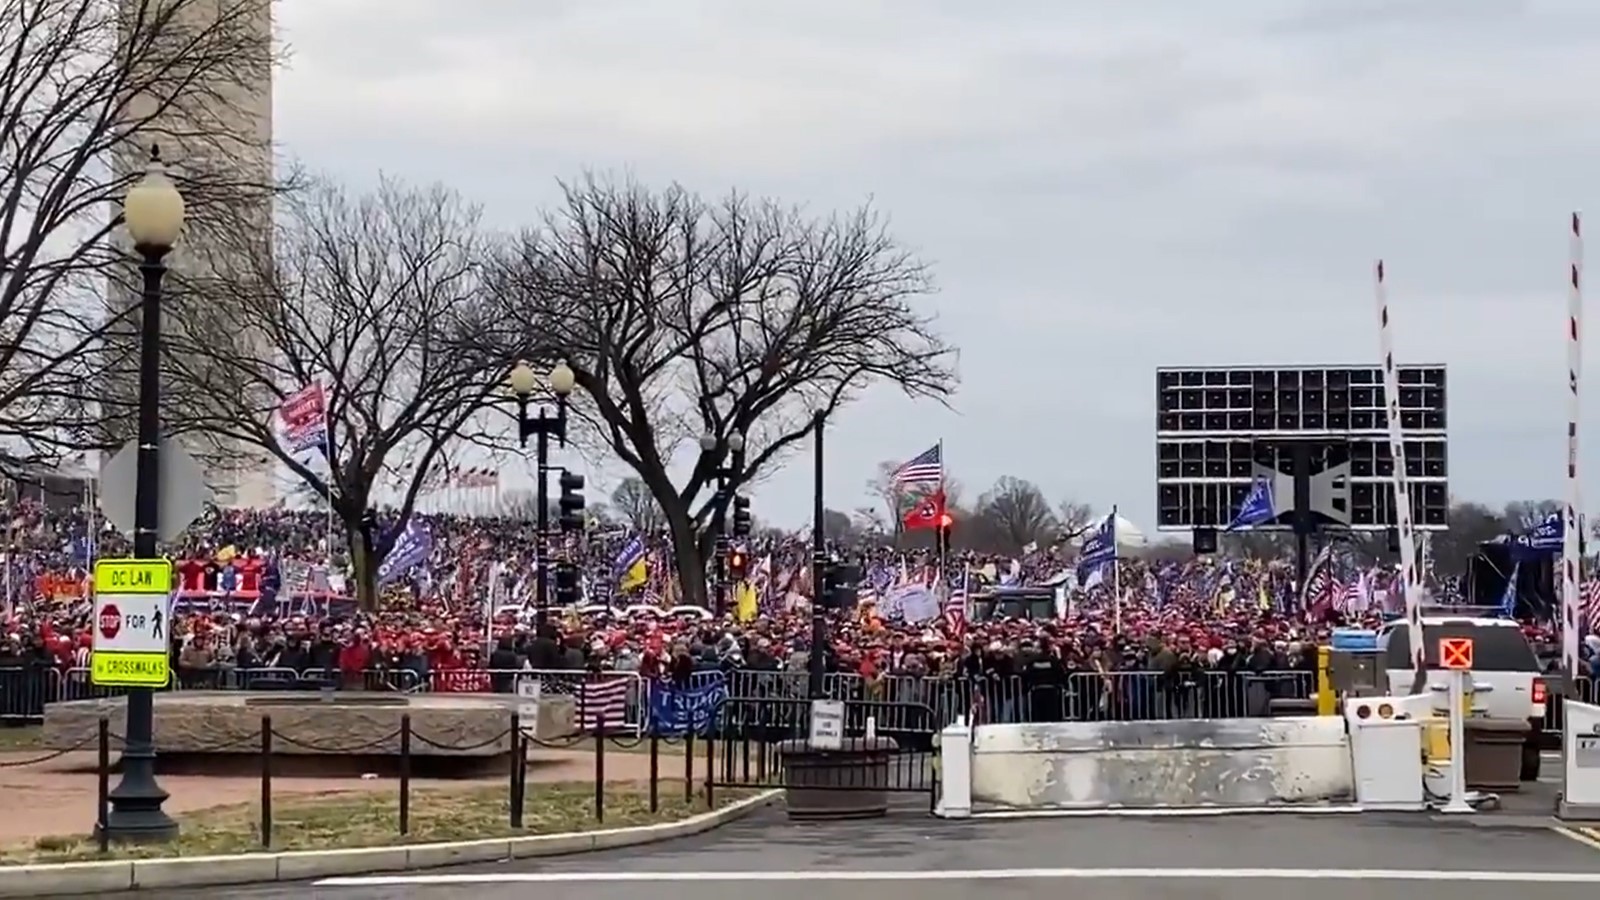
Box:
554;395;570;447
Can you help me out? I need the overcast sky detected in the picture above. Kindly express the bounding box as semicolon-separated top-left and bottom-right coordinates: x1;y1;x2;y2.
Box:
275;0;1600;529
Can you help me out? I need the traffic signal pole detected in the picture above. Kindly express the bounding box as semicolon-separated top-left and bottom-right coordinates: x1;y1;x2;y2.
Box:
534;415;550;628
555;472;586;607
512;372;572;630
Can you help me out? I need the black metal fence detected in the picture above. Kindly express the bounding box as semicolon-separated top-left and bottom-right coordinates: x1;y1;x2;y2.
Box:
701;697;941;812
7;663;1582;733
0;710;724;855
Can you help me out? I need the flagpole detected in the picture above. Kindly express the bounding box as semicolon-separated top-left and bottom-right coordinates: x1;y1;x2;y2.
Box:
1564;213;1585;689
3;482;11;620
937;438;947;581
86;471;96;570
1376;260;1425;681
324;425;336;567
1113;509;1124;612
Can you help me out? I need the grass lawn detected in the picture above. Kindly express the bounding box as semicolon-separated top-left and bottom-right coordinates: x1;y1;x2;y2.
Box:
1;781;759;865
0;725;42;752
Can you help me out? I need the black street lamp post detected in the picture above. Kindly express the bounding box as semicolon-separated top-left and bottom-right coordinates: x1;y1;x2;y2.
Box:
102;146;185;842
508;360;575;628
699;431;745;615
808;410;829;700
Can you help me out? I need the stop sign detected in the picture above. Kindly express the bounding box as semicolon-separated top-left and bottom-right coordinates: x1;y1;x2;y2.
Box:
99;603;121;641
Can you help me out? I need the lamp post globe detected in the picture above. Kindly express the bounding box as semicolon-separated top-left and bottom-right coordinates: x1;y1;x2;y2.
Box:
548;361;576;397
699;432;719;453
508;361;536;397
727;432;745;453
123;146;185;251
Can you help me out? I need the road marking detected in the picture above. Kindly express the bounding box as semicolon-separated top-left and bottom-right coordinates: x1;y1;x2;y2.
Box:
316;868;1600;887
1555;825;1600;849
1552;826;1600;852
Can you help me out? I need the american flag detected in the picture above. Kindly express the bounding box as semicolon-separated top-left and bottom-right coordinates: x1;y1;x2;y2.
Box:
893;444;943;487
577;678;631;733
1340;577;1364;614
1584;579;1600;633
1301;544;1336;614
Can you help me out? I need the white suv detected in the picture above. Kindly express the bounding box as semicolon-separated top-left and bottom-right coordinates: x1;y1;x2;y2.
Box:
1375;616;1549;781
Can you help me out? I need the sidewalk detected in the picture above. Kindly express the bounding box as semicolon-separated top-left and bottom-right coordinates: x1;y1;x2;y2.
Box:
0;749;656;846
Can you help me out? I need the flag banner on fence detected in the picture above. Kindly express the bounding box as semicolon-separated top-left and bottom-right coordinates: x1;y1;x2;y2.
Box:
647;680;726;736
578;678;632;732
376;519;434;588
275;381;329;456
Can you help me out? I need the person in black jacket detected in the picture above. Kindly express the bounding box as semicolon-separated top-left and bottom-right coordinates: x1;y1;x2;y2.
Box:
488;636;522;692
524;624;563;670
1020;637;1067;722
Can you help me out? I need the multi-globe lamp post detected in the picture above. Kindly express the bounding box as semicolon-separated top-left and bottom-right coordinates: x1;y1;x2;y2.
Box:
507;360;582;626
104;146;186;841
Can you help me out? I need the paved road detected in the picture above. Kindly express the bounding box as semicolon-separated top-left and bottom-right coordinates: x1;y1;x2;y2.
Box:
103;805;1600;900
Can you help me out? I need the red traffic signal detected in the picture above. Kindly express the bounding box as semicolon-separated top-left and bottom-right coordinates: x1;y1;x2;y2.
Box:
728;550;747;578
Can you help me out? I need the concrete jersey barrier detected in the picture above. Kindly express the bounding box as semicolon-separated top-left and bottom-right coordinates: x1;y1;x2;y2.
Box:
969;716;1352;810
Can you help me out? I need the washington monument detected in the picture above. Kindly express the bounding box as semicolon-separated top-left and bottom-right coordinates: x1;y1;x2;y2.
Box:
113;0;276;507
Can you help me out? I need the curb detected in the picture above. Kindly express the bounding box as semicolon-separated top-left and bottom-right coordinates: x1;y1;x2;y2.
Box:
0;790;782;897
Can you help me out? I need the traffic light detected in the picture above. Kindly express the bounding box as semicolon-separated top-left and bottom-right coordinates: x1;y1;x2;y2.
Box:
558;471;585;533
731;495;752;538
728;549;748;581
553;561;580;606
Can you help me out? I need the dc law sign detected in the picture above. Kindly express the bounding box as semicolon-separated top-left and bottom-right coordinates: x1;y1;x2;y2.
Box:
91;559;173;687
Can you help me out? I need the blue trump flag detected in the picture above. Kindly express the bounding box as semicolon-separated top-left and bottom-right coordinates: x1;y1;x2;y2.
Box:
1498;560;1521;618
375;519;434;588
1227;474;1276;531
1510;512;1563;557
613;536;646;576
1076;509;1118;582
648;680;727;736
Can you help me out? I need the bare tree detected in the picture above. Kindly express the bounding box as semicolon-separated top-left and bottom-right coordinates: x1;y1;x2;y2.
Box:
973;476;1057;553
866;460;907;538
472;175;957;606
610;476;665;534
1057;499;1095;539
851;506;889;542
160;177;503;610
821;508;858;544
0;0;280;462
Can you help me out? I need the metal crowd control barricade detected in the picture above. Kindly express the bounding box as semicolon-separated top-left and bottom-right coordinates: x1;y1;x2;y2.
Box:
60;665;168;702
0;666;60;724
716;669;1318;730
424;669;650;735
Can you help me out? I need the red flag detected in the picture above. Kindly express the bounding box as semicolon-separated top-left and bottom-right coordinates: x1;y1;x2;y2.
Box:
902;490;947;531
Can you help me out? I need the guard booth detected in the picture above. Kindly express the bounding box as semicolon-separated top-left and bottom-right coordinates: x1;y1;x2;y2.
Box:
1316;628;1386;715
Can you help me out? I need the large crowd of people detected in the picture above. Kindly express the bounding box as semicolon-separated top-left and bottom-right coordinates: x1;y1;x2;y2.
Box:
0;497;1569;728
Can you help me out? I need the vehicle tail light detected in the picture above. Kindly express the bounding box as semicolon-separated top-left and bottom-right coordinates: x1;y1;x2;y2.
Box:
1533;678;1548;705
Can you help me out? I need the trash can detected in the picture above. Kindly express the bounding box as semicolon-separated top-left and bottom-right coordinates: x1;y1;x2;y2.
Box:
1463;718;1530;792
776;737;899;820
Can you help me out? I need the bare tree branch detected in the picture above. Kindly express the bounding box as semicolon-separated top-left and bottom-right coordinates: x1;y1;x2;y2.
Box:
609;476;665;534
465;173;958;606
2;0;287;464
159;175;504;609
972;475;1057;554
